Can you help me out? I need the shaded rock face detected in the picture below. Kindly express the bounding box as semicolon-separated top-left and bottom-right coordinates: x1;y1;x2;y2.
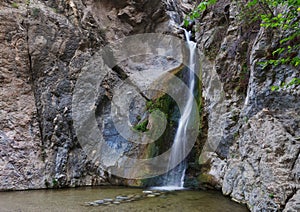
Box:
196;1;300;211
284;190;300;212
27;0;107;188
0;0;193;189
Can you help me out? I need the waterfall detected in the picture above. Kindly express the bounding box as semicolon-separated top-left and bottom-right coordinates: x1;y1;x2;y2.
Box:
160;29;197;190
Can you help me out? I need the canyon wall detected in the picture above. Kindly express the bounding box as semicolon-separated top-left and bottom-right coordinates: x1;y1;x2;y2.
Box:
0;0;299;211
0;0;175;189
196;1;300;211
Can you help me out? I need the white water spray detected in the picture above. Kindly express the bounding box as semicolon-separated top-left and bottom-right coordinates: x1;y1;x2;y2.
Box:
159;29;197;190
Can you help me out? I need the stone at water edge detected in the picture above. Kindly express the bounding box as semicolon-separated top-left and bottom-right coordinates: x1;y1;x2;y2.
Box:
87;202;98;206
134;194;142;199
127;194;135;198
142;190;153;194
113;201;121;204
86;190;165;207
94;200;104;205
116;195;130;200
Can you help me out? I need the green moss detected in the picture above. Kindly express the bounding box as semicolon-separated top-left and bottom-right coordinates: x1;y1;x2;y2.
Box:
184;178;199;189
236;64;249;95
31;7;40;18
146;95;173;118
133;119;149;132
233;131;239;139
141;65;205;186
197;173;217;186
44;179;50;188
147;144;159;160
11;2;19;8
52;178;58;188
146;100;154;109
52;8;58;13
138;94;179;172
198;173;212;183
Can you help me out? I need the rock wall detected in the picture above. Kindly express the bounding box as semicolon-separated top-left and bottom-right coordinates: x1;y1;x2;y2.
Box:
0;0;190;189
0;0;200;189
196;1;300;211
0;0;299;211
0;2;43;190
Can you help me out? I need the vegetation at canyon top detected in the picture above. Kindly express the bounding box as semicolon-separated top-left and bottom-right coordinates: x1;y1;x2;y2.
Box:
185;0;300;90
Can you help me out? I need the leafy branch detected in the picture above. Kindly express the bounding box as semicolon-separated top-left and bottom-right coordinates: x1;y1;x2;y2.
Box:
251;0;300;68
271;77;300;91
184;0;217;27
185;0;300;90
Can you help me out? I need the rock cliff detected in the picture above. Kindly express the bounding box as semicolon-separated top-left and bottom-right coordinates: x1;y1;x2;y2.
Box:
0;0;299;211
0;0;177;189
196;1;299;211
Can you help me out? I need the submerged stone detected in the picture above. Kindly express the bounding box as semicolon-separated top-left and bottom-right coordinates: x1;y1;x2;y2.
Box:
143;190;153;194
116;195;129;200
113;201;121;204
94;200;104;205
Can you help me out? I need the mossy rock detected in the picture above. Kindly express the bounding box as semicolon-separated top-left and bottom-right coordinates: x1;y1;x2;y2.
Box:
197;173;218;187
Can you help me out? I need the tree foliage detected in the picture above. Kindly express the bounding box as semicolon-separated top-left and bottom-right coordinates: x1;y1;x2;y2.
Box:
252;0;300;68
184;0;217;27
185;0;300;89
248;0;300;90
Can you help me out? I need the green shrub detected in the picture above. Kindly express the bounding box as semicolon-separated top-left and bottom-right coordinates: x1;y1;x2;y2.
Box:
184;0;217;27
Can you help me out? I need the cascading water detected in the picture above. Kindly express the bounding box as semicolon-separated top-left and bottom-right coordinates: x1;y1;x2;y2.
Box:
159;29;197;190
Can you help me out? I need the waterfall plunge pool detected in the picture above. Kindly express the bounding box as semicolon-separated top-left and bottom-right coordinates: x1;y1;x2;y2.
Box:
0;186;249;211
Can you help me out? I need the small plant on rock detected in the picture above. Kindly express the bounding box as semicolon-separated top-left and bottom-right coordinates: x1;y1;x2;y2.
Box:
11;2;19;8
